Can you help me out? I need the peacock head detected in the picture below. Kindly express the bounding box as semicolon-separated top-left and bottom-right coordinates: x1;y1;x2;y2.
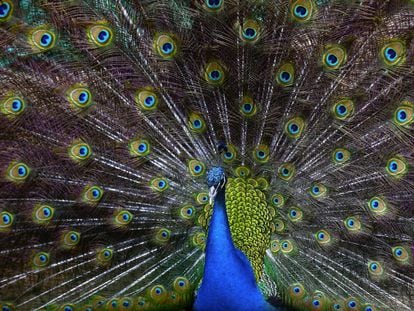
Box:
206;166;226;204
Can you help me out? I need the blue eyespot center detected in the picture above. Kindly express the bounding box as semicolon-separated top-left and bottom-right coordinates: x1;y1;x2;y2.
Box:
92;189;100;198
395;248;403;257
193;119;202;128
162;42;174;54
312;186;320;194
186;208;193;215
334;304;341;310
43;207;51;216
282;242;288;248
336;151;344;160
104;250;111;257
243;103;252;112
347;219;354;227
209;70;221;81
17;165;27;176
385;47;397;61
64;307;73;311
123;301;130;307
155;288;162;294
158;180;166;188
294;5;308;18
39;254;47;262
243;27;257;39
111;301;117;307
326;53;339;66
11;100;22;111
293;287;300;293
40;33;53;47
79;146;88;156
371;200;379;209
280;71;291;83
70;233;77;241
313;299;320;306
348;301;357;308
0;2;11;18
289;123;299;134
2;214;10;224
389;161;398;172
207;0;221;8
224;152;233;159
78;91;88;104
366;307;372;311
257;151;265;158
282;168;289;176
194;165;202;173
337;104;347;115
98;30;110;43
122;213;130;221
138;143;147;152
318;233;325;239
144;95;155;107
397;109;407;122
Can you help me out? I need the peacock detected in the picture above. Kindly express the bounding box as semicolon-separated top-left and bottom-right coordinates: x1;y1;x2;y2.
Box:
0;0;413;310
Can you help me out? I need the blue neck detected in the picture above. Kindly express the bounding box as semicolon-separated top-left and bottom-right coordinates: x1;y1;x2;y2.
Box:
194;188;276;311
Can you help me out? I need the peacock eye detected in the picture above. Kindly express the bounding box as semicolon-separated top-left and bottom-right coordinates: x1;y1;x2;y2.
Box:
276;63;295;87
33;251;50;267
386;156;407;178
0;211;14;230
270;193;285;208
30;28;56;51
82;185;104;204
368;260;383;276
253;144;270;163
234;165;251;178
278;163;296;181
67;86;93;109
288;208;303;222
344;216;361;232
284;117;305;139
196;192;209;204
332;147;351;164
204;0;223;11
314;229;331;245
393;102;414;126
129;138;151;157
392;246;410;263
1;96;26;117
280;239;295;255
239;95;257;117
173;276;190;292
322;45;347;70
290;0;314;22
114;210;133;227
135;89;159;111
0;1;13;22
368;196;387;215
33;204;55;224
154;34;177;59
188;159;206;177
69;142;92;162
270;239;280;253
380;41;406;66
274;219;285;233
155;228;171;243
188;112;206;133
204;62;225;85
150;177;169;192
332;99;354;120
240;19;261;42
87;24;113;47
96;247;113;265
6;162;31;183
63;305;74;311
150;285;167;302
62;231;81;248
180;205;196;220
